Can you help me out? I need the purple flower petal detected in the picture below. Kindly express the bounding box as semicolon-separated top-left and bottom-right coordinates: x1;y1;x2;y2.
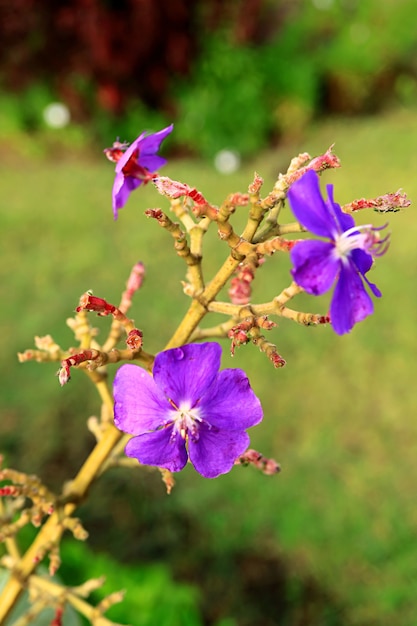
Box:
115;128;171;175
325;184;355;232
153;343;222;407
288;171;337;238
360;272;382;298
112;174;142;216
115;132;146;173
188;423;250;478
138;124;174;156
112;124;173;219
114;364;173;435
351;247;373;274
351;249;381;297
330;263;374;334
199;369;263;430
291;239;339;295
138;154;167;172
125;427;188;472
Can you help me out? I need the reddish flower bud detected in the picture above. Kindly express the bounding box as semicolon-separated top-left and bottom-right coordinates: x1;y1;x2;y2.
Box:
285;146;341;188
228;324;251;355
228;262;260;305
229;278;252;305
270;352;286;368
236;448;281;475
248;172;264;194
58;350;102;385
257;316;277;330
50;607;64;626
227;193;249;207
58;362;71;386
187;187;209;205
0;485;20;496
103;139;130;163
76;293;116;316
153;176;191;198
307;144;341;173
126;329;143;350
153;176;209;207
343;190;410;213
125;262;145;295
145;208;164;220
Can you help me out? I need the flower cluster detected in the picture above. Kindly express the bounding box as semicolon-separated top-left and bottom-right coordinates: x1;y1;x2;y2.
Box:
4;114;405;626
104;127;394;481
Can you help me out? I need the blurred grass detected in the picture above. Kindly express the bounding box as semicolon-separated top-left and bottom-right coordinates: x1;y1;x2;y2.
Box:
1;106;417;625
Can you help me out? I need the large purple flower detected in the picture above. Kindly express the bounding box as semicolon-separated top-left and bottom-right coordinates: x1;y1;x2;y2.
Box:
111;124;173;219
288;170;389;335
113;342;263;478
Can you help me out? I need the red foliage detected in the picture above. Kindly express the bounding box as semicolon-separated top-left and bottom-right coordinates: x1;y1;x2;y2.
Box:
0;0;198;116
0;0;275;118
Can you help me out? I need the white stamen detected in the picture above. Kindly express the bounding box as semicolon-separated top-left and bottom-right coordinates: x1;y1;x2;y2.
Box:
333;224;390;262
171;404;203;442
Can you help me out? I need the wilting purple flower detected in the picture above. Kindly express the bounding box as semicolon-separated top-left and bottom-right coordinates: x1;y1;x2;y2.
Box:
113;342;263;478
110;124;173;219
288;170;389;335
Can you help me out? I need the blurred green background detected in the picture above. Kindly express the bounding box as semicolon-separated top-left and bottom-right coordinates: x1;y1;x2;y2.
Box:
1;1;417;625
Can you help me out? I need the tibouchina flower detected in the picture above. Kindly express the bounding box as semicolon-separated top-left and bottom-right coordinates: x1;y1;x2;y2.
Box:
111;124;173;219
113;342;263;478
288;170;389;335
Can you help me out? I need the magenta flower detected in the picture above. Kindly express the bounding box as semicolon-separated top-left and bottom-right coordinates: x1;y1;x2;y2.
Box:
111;124;173;219
113;342;263;478
288;170;389;335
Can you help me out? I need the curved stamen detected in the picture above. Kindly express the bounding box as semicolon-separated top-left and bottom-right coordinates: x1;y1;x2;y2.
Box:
334;223;390;259
169;402;205;443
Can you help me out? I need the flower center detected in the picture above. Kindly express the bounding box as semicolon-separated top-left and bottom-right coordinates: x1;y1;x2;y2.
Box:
170;402;203;442
333;224;390;262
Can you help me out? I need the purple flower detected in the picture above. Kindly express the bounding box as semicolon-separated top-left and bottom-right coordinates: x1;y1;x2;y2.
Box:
288;170;389;335
113;342;263;478
111;124;173;219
